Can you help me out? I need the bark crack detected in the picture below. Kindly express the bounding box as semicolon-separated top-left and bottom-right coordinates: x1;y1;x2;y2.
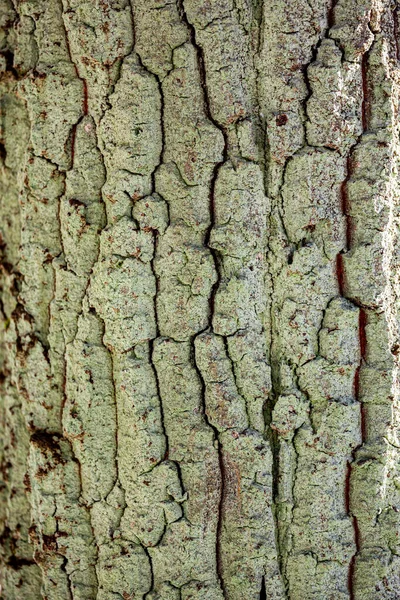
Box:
335;37;373;600
176;1;230;595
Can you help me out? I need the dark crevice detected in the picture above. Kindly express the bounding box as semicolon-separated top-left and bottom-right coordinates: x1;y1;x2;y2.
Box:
176;0;228;321
143;546;155;595
153;76;166;190
105;349;120;500
337;35;372;599
361;53;369;131
343;302;368;598
336;253;346;296
150;337;169;461
216;440;226;594
0;141;7;163
30;431;64;458
177;2;229;596
264;2;374;595
394;7;400;62
259;575;267;600
82;79;88;115
190;339;226;598
347;515;361;600
7;555;36;570
359;308;367;360
0;49;19;78
60;555;74;600
327;0;339;28
341;156;352;251
68;122;78;169
344;460;351;515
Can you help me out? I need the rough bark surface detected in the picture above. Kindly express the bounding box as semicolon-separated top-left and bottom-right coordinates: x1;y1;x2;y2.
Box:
1;1;400;599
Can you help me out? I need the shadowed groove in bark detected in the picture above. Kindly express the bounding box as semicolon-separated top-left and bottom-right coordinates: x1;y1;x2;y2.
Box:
300;3;375;592
0;49;19;79
189;338;226;597
264;0;345;580
335;36;373;598
259;575;267;600
394;5;400;61
132;0;190;484
345;307;367;600
143;52;171;467
176;1;229;595
264;2;335;587
262;1;379;594
327;0;339;28
60;556;73;600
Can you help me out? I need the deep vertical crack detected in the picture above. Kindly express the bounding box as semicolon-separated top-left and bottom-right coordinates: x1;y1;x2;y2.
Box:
143;546;155;595
263;158;294;597
175;0;228;320
60;555;73;600
394;6;400;62
333;33;373;600
259;575;267;600
345;306;368;600
263;0;348;577
189;339;227;598
176;2;228;595
327;0;339;29
262;2;375;595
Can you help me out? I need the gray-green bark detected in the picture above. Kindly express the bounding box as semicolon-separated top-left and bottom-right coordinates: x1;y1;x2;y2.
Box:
1;1;400;598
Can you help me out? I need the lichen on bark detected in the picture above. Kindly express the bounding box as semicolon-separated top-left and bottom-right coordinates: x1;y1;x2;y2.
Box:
1;1;400;599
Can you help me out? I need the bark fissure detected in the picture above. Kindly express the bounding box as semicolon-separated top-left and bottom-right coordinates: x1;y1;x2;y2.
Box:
334;34;374;597
176;1;230;595
189;338;227;597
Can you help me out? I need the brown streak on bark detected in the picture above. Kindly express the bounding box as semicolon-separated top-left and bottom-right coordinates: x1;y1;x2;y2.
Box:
393;8;400;62
341;156;353;250
70;123;77;168
347;307;368;596
348;516;361;600
82;79;88;115
327;0;338;28
336;253;345;296
359;308;367;360
361;53;369;132
344;461;351;514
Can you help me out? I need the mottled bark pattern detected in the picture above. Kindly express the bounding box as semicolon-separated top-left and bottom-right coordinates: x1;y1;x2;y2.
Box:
0;1;400;599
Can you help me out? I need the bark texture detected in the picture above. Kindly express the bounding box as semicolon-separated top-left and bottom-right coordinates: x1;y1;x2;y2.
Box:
1;1;400;599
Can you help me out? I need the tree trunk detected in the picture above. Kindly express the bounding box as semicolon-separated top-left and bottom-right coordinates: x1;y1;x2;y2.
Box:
1;1;400;598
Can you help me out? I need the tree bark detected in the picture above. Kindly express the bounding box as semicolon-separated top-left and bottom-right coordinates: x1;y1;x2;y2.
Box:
1;1;400;598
